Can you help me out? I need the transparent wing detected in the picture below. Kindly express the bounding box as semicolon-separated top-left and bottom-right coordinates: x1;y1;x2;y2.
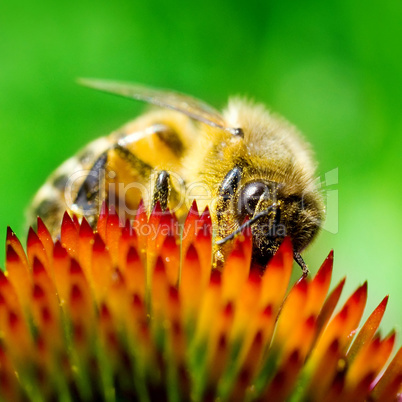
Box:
79;78;239;135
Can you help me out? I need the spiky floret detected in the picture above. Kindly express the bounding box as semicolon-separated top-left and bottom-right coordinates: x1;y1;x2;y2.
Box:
1;203;401;401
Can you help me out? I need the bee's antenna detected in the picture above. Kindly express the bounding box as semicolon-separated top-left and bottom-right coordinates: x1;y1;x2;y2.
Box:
216;204;277;245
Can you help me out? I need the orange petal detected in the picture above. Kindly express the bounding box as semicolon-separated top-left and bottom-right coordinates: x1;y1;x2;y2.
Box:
125;246;146;299
181;199;199;256
36;217;54;260
345;333;396;394
61;212;79;257
314;276;346;345
194;212;213;288
105;206;122;265
0;270;24;328
370;346;402;400
347;295;389;364
6;227;28;267
194;271;222;344
310;282;368;368
118;219;138;272
68;260;94;353
180;244;203;318
221;237;250;302
303;338;342;401
262;350;303;402
150;256;169;323
31;258;62;350
52;241;70;304
305;250;333;317
231;271;261;340
231;330;264;400
161;231;180;286
133;199;148;264
5;244;32;308
91;233;113;302
96;201;108;240
27;227;49;270
105;268;128;328
77;217;94;275
272;278;309;351
259;237;293;313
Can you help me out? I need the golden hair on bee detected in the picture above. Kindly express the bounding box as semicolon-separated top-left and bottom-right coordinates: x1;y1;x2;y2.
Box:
28;79;324;275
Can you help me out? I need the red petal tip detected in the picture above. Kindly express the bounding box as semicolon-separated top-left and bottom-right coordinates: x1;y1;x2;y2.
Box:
306;315;316;328
6;244;19;263
27;227;41;247
37;217;52;236
93;234;106;253
200;206;211;223
70;259;82;274
288;349;301;365
295;277;308;293
339;305;349;321
33;284;45;300
79;218;94;236
210;269;221;285
315;250;334;283
151;200;162;216
154;256;165;273
162;232;178;251
329;338;340;353
132;293;142;307
32;257;45;274
352;281;368;303
168;285;179;301
248;268;261;283
6;226;15;241
223;302;234;316
188;200;199;216
254;330;263;344
100;303;111;319
126;246;139;264
53;241;68;259
185;244;199;262
70;284;82;301
262;304;273;317
62;211;73;223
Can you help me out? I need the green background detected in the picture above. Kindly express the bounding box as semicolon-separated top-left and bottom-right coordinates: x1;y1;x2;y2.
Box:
1;1;401;334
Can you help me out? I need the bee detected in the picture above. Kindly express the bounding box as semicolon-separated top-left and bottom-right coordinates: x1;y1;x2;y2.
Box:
28;79;324;274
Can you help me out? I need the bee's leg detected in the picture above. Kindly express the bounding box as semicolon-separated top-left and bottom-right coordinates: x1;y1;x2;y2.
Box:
293;252;309;278
216;166;243;224
152;170;170;212
73;151;109;222
75;144;154;218
214;167;243;266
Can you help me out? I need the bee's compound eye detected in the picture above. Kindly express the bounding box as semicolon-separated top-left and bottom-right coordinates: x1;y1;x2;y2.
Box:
237;181;271;218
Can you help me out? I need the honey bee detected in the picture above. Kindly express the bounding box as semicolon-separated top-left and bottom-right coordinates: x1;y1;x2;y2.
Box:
28;79;324;274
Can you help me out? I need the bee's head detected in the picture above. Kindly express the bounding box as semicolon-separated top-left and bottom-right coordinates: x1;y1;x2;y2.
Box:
217;177;323;269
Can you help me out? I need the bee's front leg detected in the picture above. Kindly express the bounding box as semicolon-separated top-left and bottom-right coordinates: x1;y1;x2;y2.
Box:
214;167;243;266
151;170;171;212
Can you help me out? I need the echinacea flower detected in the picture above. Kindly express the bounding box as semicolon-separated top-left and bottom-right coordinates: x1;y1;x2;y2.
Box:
1;201;401;401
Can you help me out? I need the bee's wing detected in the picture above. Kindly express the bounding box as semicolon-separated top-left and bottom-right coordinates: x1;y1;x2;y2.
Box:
79;78;239;135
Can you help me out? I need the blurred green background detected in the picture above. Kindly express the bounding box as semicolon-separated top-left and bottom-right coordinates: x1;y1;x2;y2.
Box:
0;1;401;334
